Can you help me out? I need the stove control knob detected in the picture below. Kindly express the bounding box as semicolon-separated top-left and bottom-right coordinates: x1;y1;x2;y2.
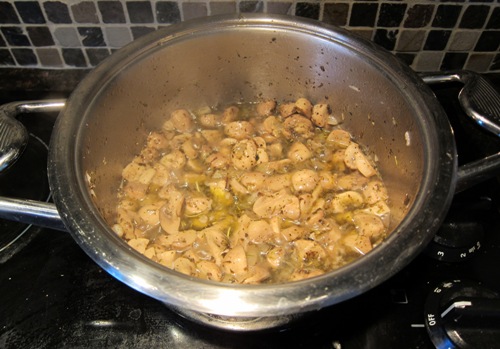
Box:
425;218;483;262
424;280;500;349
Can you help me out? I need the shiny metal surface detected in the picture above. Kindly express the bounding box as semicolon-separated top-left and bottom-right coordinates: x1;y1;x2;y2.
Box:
0;100;65;172
421;72;500;192
422;71;500;136
0;197;65;231
0;104;29;172
0;101;66;231
46;14;457;325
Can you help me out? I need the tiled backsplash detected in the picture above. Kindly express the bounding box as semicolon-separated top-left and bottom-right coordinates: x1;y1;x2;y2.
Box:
0;0;499;72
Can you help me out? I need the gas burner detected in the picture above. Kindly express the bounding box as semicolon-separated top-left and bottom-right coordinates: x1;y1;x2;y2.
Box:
0;133;50;262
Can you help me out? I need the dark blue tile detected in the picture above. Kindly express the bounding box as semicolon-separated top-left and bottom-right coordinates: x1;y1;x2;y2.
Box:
98;1;126;23
156;1;181;23
378;4;407;27
0;2;20;23
27;26;55;46
44;1;72;24
432;5;462;28
11;48;38;65
474;31;500;51
62;48;87;67
487;7;500;29
295;2;320;19
404;5;434;28
459;5;490;29
86;48;111;66
424;30;451;50
0;49;15;64
1;27;30;46
127;1;154;23
323;3;349;27
78;27;105;47
441;52;468;70
350;3;378;27
15;1;46;24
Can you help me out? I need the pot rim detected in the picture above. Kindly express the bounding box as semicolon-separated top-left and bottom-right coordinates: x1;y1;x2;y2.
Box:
48;13;457;317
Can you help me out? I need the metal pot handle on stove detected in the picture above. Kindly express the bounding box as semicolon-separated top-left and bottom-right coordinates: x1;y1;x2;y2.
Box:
0;100;66;231
0;71;500;232
420;71;500;192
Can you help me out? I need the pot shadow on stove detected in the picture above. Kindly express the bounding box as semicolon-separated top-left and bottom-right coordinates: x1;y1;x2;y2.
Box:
168;291;403;349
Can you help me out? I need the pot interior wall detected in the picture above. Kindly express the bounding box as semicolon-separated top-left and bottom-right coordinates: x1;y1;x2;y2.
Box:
78;24;424;233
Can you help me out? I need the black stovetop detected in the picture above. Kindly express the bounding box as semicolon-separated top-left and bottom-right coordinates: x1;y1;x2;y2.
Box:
1;75;500;349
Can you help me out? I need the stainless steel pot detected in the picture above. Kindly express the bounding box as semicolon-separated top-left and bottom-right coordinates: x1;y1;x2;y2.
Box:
1;14;500;331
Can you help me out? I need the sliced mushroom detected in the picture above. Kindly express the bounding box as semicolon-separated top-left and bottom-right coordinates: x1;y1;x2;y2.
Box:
329;191;364;214
353;213;386;241
231;139;258;170
202;227;229;265
185;193;212;216
267;246;286;268
222;245;248;280
167;109;194;133
224;121;254;140
281;225;308;241
343;233;372;255
256;100;276;117
253;189;300;220
278;102;296;118
239;171;266;191
173;257;196;276
311;103;329;128
157;230;197;250
291;169;319;193
287;142;312;163
247;219;276;244
294;239;327;267
199;113;219;128
196;260;223;281
160;150;186;170
362;180;389;205
262;173;292;192
294;98;313;118
157;250;177;268
221;105;239;124
282;114;314;140
326;129;351;148
344;143;376;177
244;265;271;284
138;202;164;226
147;131;170;150
128;238;150;254
159;186;185;234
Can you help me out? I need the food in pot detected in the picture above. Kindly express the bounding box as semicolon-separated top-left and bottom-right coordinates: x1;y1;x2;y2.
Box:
111;98;391;284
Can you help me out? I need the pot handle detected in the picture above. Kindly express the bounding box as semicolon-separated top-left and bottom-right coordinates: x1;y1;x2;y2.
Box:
420;71;500;192
0;100;67;231
0;197;66;231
